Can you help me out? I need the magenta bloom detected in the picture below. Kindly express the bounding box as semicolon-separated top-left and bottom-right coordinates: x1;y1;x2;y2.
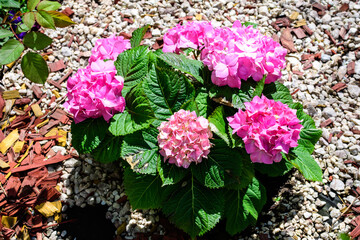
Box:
163;21;212;54
64;60;126;123
201;21;287;88
163;21;287;88
157;110;213;168
227;96;303;164
89;35;131;63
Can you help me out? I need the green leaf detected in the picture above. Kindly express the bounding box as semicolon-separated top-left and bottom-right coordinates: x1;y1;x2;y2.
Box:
297;109;322;146
130;25;149;48
182;88;209;118
297;110;316;129
253;74;266;97
254;158;293;177
263;81;293;105
16;23;31;34
231;80;257;109
0;0;20;8
208;106;229;145
123;167;164;209
115;45;150;96
300;129;322;146
109;84;155;136
297;138;315;153
194;89;209;117
70;118;108;154
47;11;76;28
228;125;244;148
162;175;224;238
92;135;122;163
23;32;52;50
290;146;322;182
192;139;254;189
338;233;351;240
28;0;40;10
0;29;13;39
143;63;195;123
157;159;188;186
23;12;35;29
21;52;49;84
157;52;205;84
36;10;55;29
242;21;258;28
0;39;24;65
225;177;266;236
37;1;61;11
121;128;159;174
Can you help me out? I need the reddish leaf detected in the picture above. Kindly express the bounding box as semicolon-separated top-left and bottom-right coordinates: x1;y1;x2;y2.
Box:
280;28;297;53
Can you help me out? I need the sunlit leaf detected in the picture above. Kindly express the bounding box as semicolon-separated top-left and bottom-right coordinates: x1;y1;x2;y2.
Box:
47;11;76;28
0;39;24;65
21;52;49;84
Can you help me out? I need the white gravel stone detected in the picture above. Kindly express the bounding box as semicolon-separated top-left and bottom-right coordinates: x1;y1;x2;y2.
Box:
330;179;345;191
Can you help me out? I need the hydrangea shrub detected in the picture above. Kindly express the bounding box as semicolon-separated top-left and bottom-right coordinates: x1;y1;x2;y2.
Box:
68;22;323;238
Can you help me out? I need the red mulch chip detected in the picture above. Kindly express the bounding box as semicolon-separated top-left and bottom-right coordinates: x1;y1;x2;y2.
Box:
49;60;66;72
348;61;355;75
62;7;74;16
339;27;347;40
332;82;347;92
292;28;307;39
302;25;314;35
339;3;349;12
320;118;333;128
324;30;337;45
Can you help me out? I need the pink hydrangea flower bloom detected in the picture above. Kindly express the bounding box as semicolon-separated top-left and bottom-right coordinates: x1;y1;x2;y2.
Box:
163;21;287;88
89;34;131;63
157;110;213;168
201;21;287;88
163;21;212;54
64;59;126;123
227;95;303;164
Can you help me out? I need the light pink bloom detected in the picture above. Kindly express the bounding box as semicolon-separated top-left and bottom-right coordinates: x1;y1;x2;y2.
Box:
64;59;125;123
157;110;213;168
227;95;303;164
89;35;131;63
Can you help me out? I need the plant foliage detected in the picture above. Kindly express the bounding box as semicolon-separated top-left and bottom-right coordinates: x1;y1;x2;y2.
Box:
69;24;323;238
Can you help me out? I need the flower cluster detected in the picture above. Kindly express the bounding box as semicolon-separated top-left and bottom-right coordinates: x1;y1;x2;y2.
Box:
163;21;212;54
157;110;212;168
227;95;303;164
64;59;125;123
163;21;287;89
89;34;131;63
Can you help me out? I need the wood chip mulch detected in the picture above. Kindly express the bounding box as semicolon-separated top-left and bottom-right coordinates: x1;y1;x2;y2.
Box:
0;83;75;239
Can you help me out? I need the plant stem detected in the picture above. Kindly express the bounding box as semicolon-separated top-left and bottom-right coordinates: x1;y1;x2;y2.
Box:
9;24;21;42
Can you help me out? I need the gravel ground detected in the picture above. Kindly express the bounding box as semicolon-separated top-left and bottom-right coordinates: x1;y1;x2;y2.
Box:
2;0;360;239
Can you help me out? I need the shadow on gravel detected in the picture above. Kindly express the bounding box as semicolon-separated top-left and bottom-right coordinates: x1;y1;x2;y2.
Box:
58;205;116;240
